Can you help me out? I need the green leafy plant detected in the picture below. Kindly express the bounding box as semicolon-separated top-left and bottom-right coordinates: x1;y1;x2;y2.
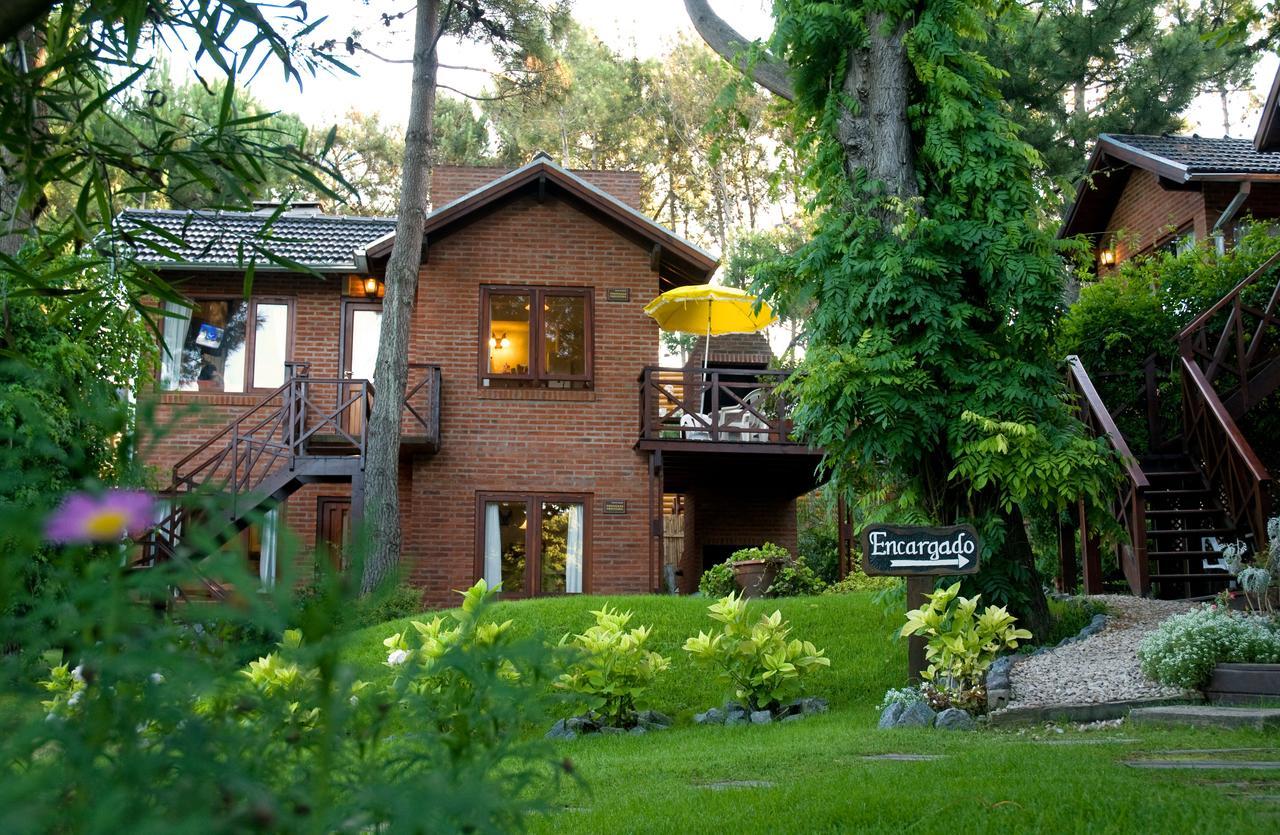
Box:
1138;605;1280;690
900;582;1032;691
730;542;790;565
699;561;737;597
823;567;899;595
766;555;827;597
556;605;671;727
683;593;830;712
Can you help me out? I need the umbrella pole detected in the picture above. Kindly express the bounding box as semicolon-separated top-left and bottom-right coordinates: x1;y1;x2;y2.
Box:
703;306;711;368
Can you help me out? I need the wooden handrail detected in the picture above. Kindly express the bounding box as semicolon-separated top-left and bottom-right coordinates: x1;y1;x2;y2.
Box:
1177;248;1280;339
639;366;796;445
1180;357;1269;482
1066;356;1149;489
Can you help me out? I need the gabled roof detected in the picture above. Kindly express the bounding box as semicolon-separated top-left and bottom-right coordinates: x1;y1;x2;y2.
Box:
1060;132;1280;239
360;153;720;285
114;208;397;272
1255;63;1280;152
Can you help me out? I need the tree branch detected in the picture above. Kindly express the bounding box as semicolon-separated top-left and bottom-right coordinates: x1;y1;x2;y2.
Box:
682;0;793;101
0;0;52;45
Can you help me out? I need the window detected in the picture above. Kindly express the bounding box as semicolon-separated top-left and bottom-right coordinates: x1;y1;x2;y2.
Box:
478;493;588;596
1156;225;1196;257
480;286;592;387
161;297;293;392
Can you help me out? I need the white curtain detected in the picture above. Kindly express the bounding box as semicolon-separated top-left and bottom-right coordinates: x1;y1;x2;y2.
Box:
483;503;502;589
565;503;584;593
160;300;192;389
259;508;279;589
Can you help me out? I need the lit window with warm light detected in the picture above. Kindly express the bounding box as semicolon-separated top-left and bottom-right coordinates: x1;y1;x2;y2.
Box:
481;286;592;388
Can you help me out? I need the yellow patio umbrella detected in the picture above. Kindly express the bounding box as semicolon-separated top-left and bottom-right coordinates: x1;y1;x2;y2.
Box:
643;283;775;367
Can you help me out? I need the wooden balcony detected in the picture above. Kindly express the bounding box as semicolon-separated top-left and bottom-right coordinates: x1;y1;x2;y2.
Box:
637;366;824;494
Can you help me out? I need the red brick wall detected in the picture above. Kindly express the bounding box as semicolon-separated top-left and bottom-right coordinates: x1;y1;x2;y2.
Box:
678;487;798;593
1103;168;1205;262
432;165;644;210
404;193;659;603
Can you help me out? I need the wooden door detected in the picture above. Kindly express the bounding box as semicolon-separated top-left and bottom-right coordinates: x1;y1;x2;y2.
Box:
341;301;383;438
316;497;351;571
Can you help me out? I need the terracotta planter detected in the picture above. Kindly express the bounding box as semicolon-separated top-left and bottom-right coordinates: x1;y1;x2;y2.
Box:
732;559;780;598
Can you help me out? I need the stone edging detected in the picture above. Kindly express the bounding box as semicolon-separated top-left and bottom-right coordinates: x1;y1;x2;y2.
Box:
986;696;1201;727
985;610;1109;712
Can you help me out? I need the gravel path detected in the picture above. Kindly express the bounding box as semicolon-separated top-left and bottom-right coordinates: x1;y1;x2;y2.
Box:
1005;596;1199;707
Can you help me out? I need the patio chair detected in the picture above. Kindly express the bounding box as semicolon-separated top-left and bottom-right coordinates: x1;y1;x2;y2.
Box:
716;388;771;442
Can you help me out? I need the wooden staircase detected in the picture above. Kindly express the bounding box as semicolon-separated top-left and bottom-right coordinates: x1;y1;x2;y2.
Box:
1067;251;1280;599
134;361;441;602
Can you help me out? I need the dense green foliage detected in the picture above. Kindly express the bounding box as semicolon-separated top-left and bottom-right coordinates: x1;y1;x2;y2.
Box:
757;0;1117;628
900;582;1031;691
1137;604;1280;689
556;605;670;727
698;542;825;597
683;594;830;712
1058;222;1280;458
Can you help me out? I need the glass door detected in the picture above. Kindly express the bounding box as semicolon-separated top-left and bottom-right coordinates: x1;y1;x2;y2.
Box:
342;301;382;439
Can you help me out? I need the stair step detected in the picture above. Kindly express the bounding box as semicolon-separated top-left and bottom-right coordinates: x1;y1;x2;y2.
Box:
1150;573;1233;581
1144;508;1224;516
1148;550;1227;559
1144;470;1201;478
1147;528;1234;537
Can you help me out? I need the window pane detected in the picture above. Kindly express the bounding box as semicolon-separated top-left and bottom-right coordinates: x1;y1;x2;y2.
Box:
349;309;382;381
251;302;289;389
541;501;583;594
544;295;586;377
484;501;527;595
180;300;248;392
488;294;530;375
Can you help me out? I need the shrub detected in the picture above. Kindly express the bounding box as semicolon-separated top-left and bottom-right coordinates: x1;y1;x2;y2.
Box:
766;555;827;596
1137;605;1280;690
699;561;737;597
1041;596;1108;646
824;567;899;595
556;605;670;727
683;593;830;711
876;684;926;713
730;542;791;565
900;582;1031;691
356;581;424;626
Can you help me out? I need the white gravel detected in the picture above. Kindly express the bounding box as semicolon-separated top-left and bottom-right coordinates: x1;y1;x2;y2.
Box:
1006;595;1199;707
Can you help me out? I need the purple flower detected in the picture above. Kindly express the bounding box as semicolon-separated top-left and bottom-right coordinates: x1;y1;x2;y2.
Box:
45;490;155;544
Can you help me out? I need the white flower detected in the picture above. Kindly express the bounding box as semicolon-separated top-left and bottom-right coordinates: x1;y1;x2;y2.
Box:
68;690;83;707
349;695;360;707
71;665;84;684
150;672;165;685
386;649;410;667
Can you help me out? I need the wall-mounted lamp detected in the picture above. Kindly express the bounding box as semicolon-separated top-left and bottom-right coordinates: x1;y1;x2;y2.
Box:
489;332;511;350
1098;248;1116;267
363;276;385;298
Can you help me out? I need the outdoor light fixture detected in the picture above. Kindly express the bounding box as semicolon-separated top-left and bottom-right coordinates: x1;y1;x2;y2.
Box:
361;276;385;298
1099;248;1116;266
364;276;379;295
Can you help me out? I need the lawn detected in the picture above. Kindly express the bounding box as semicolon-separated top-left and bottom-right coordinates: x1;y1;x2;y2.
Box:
348;592;1280;833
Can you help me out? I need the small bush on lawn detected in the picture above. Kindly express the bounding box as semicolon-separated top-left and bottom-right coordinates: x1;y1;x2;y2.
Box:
1137;605;1280;689
766;556;827;596
824;566;898;595
556;605;670;727
901;582;1030;702
699;561;737;597
1041;596;1107;646
683;593;830;712
699;543;826;597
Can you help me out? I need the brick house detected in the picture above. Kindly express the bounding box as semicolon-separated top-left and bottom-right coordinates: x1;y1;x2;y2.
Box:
127;154;824;604
1061;74;1280;268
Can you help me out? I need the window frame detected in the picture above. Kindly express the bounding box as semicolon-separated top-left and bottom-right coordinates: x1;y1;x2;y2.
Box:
478;285;594;386
166;294;295;394
474;492;592;597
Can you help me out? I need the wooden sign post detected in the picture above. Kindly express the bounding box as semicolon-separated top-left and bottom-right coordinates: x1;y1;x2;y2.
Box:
859;524;982;682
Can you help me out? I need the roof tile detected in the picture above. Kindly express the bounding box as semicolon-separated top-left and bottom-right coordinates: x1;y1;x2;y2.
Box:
1106;134;1280;176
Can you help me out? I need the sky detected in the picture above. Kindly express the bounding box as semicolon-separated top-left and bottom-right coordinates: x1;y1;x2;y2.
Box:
235;0;1280;140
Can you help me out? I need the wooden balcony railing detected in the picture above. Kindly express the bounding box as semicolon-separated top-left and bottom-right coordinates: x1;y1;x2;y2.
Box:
1180;356;1271;546
639;366;797;445
1066;355;1149;594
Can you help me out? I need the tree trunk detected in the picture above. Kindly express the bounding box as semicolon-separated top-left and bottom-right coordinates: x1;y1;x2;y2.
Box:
0;23;43;257
360;0;439;594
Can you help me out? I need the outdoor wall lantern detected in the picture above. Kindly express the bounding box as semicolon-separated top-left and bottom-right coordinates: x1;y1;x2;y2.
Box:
1098;248;1116;266
363;276;386;298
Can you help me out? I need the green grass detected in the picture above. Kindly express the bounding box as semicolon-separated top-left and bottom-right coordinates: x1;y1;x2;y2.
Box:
346;592;1280;833
347;592;904;718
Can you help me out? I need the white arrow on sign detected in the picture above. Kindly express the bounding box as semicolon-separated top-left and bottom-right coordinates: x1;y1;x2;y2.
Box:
888;553;971;570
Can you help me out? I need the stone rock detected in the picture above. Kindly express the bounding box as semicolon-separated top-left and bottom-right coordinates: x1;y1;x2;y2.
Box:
935;708;976;731
638;710;673;728
545;720;577;741
897;701;937;728
878;702;906;729
694;708;725;725
725;710;748;726
629;726;647;735
798;697;829;715
987;689;1011;712
750;710;773;725
600;726;625;735
782;713;805;722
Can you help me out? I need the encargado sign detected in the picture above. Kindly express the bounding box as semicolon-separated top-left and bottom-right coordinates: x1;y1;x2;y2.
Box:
860;524;981;576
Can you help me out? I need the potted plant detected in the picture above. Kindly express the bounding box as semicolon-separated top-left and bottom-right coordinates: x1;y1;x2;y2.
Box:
728;542;790;598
